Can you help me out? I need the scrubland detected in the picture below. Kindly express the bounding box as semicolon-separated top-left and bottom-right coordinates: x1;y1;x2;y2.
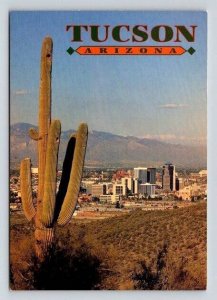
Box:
10;202;206;290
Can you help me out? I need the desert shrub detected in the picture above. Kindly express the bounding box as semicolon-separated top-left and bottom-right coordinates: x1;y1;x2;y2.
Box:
10;202;207;290
10;231;35;290
33;243;103;290
132;243;168;290
10;236;105;290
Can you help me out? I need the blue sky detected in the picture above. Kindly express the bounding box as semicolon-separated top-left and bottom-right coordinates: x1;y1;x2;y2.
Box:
10;11;207;145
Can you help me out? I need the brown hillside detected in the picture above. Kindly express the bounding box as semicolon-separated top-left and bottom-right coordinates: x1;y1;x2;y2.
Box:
10;202;206;290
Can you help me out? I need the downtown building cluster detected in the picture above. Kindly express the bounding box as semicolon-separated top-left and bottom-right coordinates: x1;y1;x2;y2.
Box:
83;163;178;204
9;163;207;211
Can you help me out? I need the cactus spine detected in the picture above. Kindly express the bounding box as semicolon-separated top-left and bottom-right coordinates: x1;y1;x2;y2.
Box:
20;37;88;260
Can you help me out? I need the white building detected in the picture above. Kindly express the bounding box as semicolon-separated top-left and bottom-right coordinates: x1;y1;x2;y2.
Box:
99;194;112;203
138;183;156;198
134;167;148;193
199;170;207;177
91;184;107;197
112;183;127;196
31;167;38;174
175;183;206;200
121;177;134;194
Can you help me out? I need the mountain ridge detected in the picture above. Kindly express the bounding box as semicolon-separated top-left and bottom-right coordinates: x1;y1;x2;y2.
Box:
10;123;206;169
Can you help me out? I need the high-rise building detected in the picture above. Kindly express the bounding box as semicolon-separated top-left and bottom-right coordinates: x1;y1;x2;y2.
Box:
147;168;156;184
134;167;148;194
162;163;176;191
134;167;148;183
133;167;157;194
138;183;156;197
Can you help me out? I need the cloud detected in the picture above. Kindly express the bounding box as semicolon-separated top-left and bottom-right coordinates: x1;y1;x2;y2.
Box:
158;103;189;109
13;89;29;96
143;134;206;145
143;134;177;141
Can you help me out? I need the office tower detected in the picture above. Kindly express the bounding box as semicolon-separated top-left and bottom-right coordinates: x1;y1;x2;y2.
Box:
138;183;156;197
134;167;148;183
134;167;148;194
147;168;156;184
162;163;176;191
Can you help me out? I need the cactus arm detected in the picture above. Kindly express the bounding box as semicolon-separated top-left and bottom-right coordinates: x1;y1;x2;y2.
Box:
20;158;36;221
29;128;40;141
54;134;76;221
41;120;61;227
38;36;53;204
57;123;88;226
59;133;76;198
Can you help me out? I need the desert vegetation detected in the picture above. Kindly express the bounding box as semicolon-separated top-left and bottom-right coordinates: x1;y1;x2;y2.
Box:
20;36;88;260
10;202;206;290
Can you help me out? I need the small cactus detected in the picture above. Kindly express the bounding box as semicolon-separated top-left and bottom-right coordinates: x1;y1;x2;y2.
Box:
20;37;88;260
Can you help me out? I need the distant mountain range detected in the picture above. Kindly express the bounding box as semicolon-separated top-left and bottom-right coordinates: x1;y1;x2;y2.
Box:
10;123;206;169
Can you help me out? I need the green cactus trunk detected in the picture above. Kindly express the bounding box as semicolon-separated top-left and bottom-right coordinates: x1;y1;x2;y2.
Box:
38;36;52;211
35;37;53;259
20;37;88;261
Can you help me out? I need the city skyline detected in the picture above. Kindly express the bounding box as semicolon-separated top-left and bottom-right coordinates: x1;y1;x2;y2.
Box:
10;11;206;146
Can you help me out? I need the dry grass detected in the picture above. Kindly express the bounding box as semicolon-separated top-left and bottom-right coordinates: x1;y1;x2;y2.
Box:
10;202;207;290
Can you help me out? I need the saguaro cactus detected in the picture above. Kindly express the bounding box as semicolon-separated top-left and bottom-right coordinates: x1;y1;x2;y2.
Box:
20;37;88;260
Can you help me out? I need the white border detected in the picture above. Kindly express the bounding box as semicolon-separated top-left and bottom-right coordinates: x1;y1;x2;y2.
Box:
1;0;216;299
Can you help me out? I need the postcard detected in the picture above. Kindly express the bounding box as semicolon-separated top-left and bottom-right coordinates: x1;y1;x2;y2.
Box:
9;11;207;290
